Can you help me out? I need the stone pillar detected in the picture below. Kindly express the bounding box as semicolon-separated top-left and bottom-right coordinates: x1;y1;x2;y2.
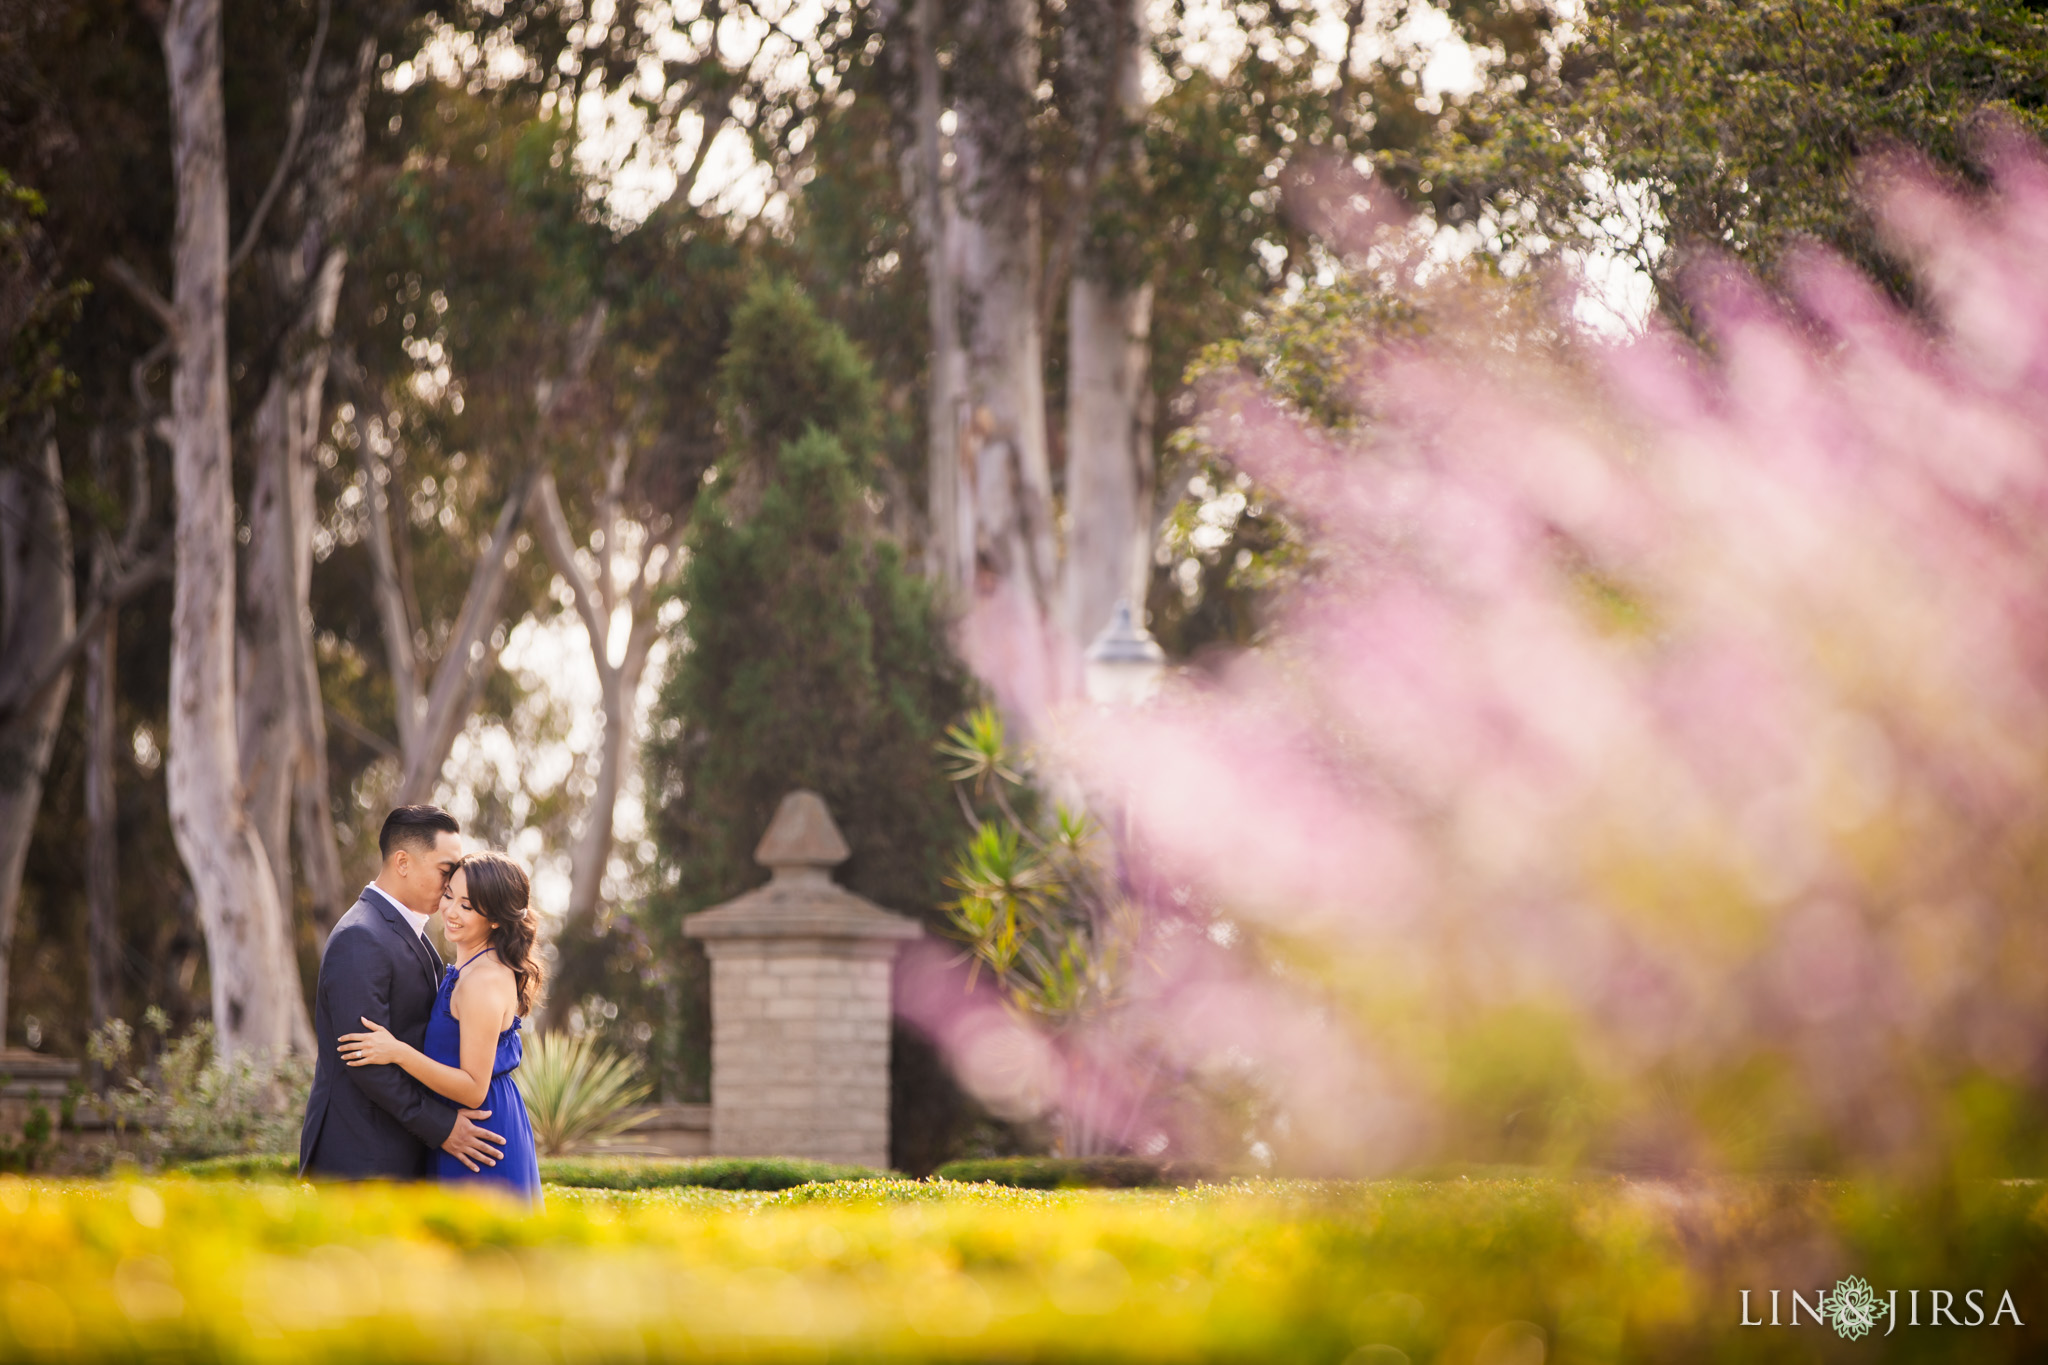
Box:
683;790;922;1170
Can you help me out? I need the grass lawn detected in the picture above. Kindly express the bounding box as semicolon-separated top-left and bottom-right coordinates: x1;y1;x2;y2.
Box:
2;1173;2046;1361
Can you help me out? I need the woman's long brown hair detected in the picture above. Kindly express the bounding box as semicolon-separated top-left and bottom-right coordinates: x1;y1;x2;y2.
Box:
459;850;546;1017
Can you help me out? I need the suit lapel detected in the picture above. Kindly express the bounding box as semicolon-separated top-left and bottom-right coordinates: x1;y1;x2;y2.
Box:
364;888;443;989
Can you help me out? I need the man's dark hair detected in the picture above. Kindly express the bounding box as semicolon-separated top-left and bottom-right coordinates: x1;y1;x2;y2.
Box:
379;804;460;860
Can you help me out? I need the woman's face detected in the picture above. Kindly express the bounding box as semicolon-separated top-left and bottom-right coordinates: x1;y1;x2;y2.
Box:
440;868;486;948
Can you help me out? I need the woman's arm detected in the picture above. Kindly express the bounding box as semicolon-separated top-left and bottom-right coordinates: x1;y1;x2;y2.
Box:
340;968;516;1109
447;968;517;1109
338;1017;489;1108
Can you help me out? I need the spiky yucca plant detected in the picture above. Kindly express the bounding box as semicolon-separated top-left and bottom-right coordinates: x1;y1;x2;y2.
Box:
514;1033;653;1156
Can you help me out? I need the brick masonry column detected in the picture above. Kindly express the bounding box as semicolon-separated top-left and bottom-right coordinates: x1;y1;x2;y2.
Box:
684;790;921;1171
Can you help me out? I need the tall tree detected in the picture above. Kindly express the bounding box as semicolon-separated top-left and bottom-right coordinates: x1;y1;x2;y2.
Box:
876;0;1059;617
81;544;118;1042
325;87;614;816
234;12;377;944
160;0;300;1057
1060;0;1154;647
528;449;673;953
0;172;83;1049
0;0;682;1044
511;122;744;963
847;0;1536;657
80;427;157;1042
0;436;74;1051
0;0;179;1038
944;0;1056;617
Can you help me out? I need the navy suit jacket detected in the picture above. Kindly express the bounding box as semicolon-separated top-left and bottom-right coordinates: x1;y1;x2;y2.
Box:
299;889;459;1177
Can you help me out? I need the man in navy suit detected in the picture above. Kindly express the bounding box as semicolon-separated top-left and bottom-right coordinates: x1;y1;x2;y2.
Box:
299;804;506;1178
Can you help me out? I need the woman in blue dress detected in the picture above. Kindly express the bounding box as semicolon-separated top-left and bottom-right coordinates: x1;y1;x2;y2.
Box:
338;850;545;1205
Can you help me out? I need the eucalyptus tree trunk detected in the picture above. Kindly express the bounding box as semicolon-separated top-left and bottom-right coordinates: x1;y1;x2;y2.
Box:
237;35;372;973
236;395;320;1051
84;426;165;1043
0;437;75;1051
1065;281;1153;643
83;561;119;1039
895;0;971;589
163;0;297;1059
947;0;1055;615
1062;0;1155;647
529;466;671;944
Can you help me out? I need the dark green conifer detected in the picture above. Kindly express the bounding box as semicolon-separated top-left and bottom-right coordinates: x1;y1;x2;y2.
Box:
642;277;973;1169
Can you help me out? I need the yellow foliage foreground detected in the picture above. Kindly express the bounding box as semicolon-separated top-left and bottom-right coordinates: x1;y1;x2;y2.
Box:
0;1175;2043;1362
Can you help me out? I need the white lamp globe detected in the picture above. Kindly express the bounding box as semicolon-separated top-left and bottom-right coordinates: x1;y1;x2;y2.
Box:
1083;598;1167;707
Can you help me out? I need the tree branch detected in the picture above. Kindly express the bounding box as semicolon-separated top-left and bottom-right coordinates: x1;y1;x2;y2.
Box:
230;0;331;272
355;432;423;757
395;464;539;803
531;468;615;682
105;258;179;337
0;550;170;732
118;421;154;562
1334;0;1367;144
600;435;627;621
128;336;172;423
324;703;400;763
674;102;731;206
626;517;686;619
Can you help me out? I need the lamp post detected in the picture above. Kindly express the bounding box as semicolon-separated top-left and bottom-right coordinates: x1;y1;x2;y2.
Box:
1083;597;1167;707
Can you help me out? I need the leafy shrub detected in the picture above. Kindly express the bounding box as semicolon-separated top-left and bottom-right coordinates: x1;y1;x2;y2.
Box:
0;1102;55;1173
933;1155;1199;1188
86;1011;310;1164
513;1032;651;1156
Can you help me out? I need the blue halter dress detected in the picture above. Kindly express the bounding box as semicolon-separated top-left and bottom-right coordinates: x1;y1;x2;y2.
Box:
426;949;543;1205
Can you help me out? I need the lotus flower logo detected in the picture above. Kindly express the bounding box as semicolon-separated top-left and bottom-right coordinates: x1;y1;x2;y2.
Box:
1825;1277;1886;1341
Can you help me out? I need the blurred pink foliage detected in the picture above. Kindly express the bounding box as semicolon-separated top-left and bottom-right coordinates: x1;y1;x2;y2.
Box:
925;137;2048;1178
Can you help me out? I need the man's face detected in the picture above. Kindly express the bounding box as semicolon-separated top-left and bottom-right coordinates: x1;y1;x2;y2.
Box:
391;831;464;917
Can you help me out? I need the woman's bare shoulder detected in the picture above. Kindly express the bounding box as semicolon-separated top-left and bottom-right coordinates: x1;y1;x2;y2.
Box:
451;954;517;1017
464;952;516;984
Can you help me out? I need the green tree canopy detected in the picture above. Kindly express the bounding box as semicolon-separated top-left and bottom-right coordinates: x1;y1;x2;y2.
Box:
1453;0;2048;312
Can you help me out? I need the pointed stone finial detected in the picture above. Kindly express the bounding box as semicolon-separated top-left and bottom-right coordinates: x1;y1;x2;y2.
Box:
753;790;851;879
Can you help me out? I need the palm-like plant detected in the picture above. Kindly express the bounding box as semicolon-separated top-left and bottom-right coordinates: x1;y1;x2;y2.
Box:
936;706;1021;797
947;821;1053;984
938;707;1127;1027
938;707;1151;1155
514;1032;653;1156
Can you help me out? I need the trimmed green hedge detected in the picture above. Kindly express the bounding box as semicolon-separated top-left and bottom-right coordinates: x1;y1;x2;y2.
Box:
9;1175;2048;1361
933;1155;1203;1188
171;1154;297;1180
172;1152;878;1190
540;1156;878;1190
